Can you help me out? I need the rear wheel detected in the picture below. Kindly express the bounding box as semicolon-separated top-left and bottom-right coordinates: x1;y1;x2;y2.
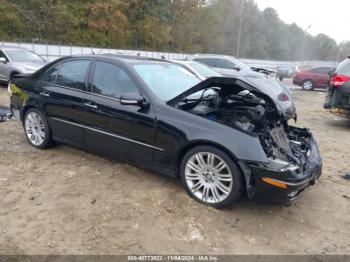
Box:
24;108;52;149
302;80;314;91
180;145;243;208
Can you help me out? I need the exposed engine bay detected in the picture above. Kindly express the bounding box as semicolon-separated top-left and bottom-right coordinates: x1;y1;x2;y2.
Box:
176;86;312;168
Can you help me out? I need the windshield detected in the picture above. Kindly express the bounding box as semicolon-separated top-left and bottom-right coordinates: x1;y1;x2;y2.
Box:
6;50;44;62
188;61;221;78
133;63;200;101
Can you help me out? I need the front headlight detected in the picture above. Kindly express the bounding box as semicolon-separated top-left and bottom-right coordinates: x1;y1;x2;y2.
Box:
268;158;299;172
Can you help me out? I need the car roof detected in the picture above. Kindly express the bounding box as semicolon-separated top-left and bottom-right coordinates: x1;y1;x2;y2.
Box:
60;54;176;66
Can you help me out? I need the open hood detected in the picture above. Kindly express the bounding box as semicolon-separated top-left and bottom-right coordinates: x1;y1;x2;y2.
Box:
168;76;275;107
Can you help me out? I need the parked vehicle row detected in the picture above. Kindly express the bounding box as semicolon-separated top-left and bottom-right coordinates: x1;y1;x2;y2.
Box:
9;54;322;208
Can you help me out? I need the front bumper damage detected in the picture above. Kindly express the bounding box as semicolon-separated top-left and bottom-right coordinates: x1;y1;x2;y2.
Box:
242;127;322;205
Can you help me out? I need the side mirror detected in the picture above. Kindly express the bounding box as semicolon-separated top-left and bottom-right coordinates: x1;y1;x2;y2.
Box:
120;93;149;108
232;66;241;71
0;57;7;63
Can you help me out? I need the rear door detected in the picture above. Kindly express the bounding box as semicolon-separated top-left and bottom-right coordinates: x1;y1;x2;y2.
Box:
82;59;156;164
39;59;92;144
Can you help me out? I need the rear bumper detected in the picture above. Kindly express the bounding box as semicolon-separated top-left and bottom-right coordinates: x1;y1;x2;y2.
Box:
249;131;322;205
324;85;350;118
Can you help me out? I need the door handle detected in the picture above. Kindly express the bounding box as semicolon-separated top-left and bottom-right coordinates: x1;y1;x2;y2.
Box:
84;102;98;109
40;91;50;97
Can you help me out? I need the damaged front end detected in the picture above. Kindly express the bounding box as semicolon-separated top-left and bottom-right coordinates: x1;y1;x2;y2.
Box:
251;126;322;204
169;77;322;204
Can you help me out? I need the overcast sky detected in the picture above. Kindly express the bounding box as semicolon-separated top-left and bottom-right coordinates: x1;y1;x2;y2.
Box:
255;0;348;43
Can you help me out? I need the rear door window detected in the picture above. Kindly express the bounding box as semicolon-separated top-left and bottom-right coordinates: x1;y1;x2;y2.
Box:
56;59;90;90
312;67;334;74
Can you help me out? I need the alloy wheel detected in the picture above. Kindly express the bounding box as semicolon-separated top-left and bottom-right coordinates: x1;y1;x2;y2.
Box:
25;111;46;146
184;152;233;204
303;80;313;90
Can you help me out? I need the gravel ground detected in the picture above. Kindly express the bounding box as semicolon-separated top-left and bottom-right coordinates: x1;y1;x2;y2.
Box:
0;85;349;255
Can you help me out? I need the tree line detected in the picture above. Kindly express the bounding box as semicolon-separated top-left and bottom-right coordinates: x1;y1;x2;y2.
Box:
0;0;349;61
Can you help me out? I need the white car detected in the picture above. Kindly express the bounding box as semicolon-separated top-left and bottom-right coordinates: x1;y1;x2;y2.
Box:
169;60;222;80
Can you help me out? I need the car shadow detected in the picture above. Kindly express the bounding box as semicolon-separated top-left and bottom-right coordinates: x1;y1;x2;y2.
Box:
324;118;350;129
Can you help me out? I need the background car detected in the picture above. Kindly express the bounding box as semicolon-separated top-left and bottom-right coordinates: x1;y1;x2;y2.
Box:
293;67;335;90
188;54;270;78
276;64;299;81
0;46;47;84
324;58;350;118
169;60;222;80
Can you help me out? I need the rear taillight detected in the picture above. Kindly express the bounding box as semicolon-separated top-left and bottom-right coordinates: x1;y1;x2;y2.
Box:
278;93;289;102
330;75;350;87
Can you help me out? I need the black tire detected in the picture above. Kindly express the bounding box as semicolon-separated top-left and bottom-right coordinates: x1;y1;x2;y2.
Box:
180;145;243;209
302;80;314;91
23;108;52;149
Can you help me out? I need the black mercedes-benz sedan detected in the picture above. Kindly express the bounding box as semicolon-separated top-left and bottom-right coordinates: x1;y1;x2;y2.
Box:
9;55;322;208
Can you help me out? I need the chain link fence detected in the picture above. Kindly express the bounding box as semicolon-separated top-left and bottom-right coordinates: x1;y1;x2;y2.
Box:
1;41;338;69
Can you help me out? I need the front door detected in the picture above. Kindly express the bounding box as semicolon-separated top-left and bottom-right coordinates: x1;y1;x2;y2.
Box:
82;60;156;165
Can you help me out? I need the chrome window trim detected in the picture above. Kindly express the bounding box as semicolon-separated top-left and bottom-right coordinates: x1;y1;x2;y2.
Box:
51;117;164;152
85;91;121;102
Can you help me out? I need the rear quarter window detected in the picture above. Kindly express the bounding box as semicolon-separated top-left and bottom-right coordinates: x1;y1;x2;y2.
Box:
39;64;60;83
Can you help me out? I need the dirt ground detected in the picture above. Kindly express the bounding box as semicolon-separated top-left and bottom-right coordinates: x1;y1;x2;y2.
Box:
0;84;349;255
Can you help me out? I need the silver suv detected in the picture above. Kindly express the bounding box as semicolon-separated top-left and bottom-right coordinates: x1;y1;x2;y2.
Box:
0;46;47;83
188;54;263;78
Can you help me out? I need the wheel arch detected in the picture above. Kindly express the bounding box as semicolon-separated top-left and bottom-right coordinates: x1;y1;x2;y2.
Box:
176;140;248;199
21;101;41;122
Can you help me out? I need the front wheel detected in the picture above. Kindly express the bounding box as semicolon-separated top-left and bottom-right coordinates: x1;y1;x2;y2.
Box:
302;80;314;91
180;146;243;209
24;108;52;149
